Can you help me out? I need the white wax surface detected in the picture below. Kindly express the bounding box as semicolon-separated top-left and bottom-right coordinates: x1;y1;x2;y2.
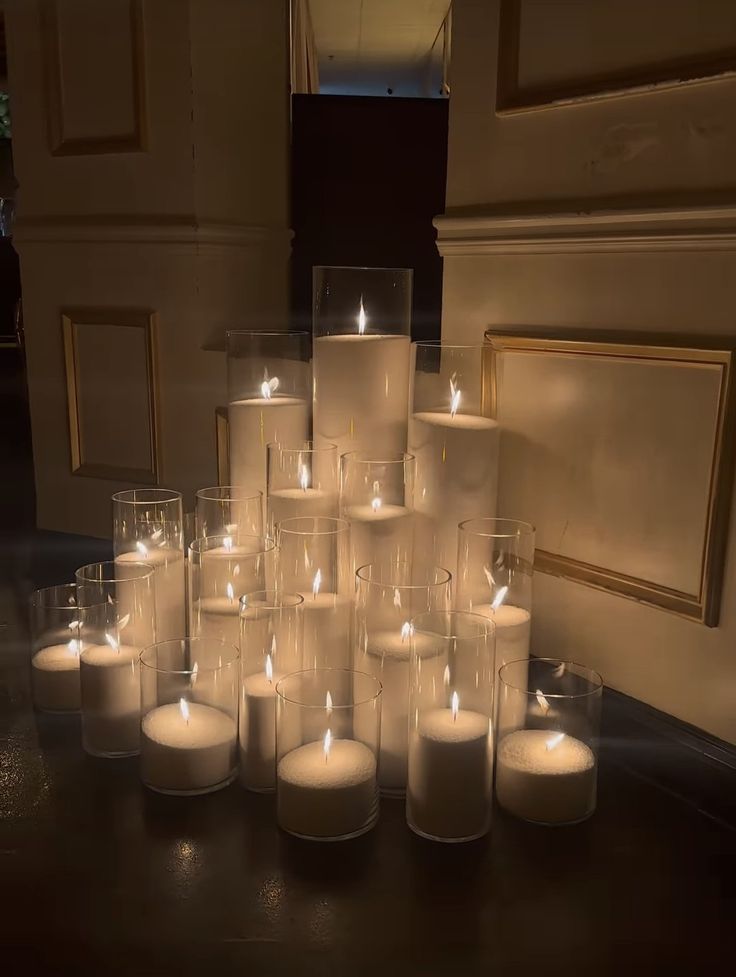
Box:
115;548;185;643
409;410;500;582
240;670;281;790
299;592;353;669
268;488;338;535
229;396;309;499
407;707;492;840
313;334;410;459
141;702;237;793
495;729;596;824
80;643;141;756
31;644;81;712
343;503;414;576
277;739;378;839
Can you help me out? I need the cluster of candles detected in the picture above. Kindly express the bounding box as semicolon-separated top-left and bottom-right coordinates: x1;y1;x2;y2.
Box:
29;266;602;841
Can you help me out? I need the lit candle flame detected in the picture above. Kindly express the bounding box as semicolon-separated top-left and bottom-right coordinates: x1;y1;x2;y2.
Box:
546;732;565;751
323;728;332;761
449;373;461;417
260;375;280;400
371;496;382;512
535;689;551;715
357;296;367;335
451;690;459;721
299;463;310;492
105;632;119;653
136;541;149;558
401;621;412;642
312;568;322;598
491;585;509;611
265;653;273;684
326;691;333;716
223;536;233;552
68;638;80;657
226;582;235;604
180;697;190;724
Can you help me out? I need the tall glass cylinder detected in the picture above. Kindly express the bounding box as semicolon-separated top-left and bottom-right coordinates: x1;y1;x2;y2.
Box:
408;343;499;583
354;564;452;794
112;489;185;642
275;668;381;841
266;441;339;536
239;591;304;792
188;534;275;647
29;583;83;713
276;516;352;669
496;659;602;825
227;330;311;499
75;561;156;757
140;638;239;795
312;266;412;459
195;486;263;539
340;451;415;577
407;611;495;842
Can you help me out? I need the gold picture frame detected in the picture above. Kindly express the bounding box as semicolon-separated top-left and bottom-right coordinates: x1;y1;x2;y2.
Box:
484;330;736;626
62;308;160;483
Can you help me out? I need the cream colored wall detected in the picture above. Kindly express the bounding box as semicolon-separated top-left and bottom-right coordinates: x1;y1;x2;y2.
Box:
440;0;736;743
5;0;291;537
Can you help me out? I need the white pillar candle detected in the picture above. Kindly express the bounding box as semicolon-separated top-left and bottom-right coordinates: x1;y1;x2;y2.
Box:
268;488;338;533
313;335;411;458
277;737;377;839
31;642;81;712
115;548;185;643
141;699;237;794
342;503;413;575
408;705;492;840
409;411;499;581
229;396;309;498
471;603;531;671
192;597;241;646
495;729;596;824
80;642;141;756
240;662;281;791
299;591;353;669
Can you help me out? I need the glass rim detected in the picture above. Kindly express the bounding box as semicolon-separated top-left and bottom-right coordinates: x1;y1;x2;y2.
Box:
239;591;305;611
277;516;350;537
75;560;155;583
498;658;603;698
340;450;415;466
458;517;536;539
267;440;337;455
412;340;487;350
225;329;311;339
195;486;263;502
111;488;182;505
29;582;79;609
412;610;495;640
355;564;452;590
188;533;276;555
313;264;413;274
140;638;240;674
275;667;383;708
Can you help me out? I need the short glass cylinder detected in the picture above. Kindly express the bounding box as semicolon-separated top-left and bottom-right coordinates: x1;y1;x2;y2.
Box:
188;534;276;647
75;561;156;758
266;441;339;537
276;517;352;669
140;638;239;796
195;486;263;539
312;266;413;459
354;564;452;795
496;659;602;826
226;330;311;500
407;611;495;843
239;591;304;792
340;451;415;576
456;518;535;679
112;488;186;642
29;583;83;713
275;667;381;841
408;343;500;583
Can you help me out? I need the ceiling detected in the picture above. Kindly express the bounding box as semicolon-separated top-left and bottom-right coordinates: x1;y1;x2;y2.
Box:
309;0;451;97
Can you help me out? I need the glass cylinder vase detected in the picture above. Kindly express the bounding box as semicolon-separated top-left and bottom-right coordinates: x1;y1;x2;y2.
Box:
408;343;499;583
496;658;602;826
354;564;452;795
275;667;381;841
227;330;311;500
140;637;239;795
29;583;83;713
112;488;186;642
266;441;339;536
312;266;412;459
195;486;263;539
188;534;276;647
275;516;352;669
239;591;304;792
407;611;495;842
340;451;415;577
75;560;156;757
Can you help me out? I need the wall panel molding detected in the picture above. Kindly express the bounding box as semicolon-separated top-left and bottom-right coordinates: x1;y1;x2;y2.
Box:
435;205;736;255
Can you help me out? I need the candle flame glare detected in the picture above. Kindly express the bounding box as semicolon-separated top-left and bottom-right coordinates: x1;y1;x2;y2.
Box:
180;697;190;724
265;654;273;684
357;296;367;335
323;727;332;760
535;688;551;715
491;585;509;611
451;690;459;721
449;373;461;417
223;536;233;552
226;582;235;603
136;541;149;557
393;588;402;609
191;662;199;687
105;632;119;652
313;568;322;597
553;662;566;679
546;732;565;751
443;664;451;687
299;463;309;491
68;639;80;656
401;621;412;642
483;564;494;591
326;691;333;715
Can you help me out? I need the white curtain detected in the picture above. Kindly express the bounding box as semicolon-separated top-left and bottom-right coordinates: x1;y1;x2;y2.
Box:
290;0;319;95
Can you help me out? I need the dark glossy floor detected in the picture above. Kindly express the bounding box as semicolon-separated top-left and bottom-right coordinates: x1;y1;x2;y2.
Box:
1;534;735;975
